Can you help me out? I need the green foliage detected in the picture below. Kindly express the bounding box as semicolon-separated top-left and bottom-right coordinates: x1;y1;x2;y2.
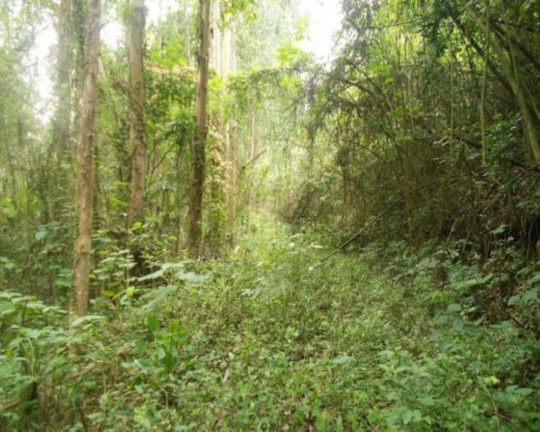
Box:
2;221;538;430
235;0;303;69
0;291;68;427
1;0;539;429
289;0;540;258
145;314;189;375
276;41;310;69
221;0;258;23
0;219;73;304
94;248;137;302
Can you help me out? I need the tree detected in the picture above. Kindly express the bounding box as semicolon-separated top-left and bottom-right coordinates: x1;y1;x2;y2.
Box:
459;0;540;164
127;0;147;230
54;0;73;168
73;0;101;317
47;0;78;226
286;0;540;256
188;0;212;255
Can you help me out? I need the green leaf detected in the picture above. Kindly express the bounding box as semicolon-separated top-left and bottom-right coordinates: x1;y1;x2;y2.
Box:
528;273;540;284
452;318;464;332
23;328;43;339
138;268;165;282
35;230;47;241
515;388;534;396
448;303;462;312
491;224;507;235
523;288;537;303
0;256;15;270
155;346;166;360
402;409;413;424
330;355;354;365
472;318;483;326
177;271;208;283
140;284;177;308
419;396;435;406
0;291;18;299
508;294;521;306
147;315;159;333
71;315;105;328
176;329;189;344
71;316;87;328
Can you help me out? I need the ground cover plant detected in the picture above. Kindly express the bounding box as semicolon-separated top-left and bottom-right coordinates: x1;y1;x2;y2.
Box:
1;216;538;431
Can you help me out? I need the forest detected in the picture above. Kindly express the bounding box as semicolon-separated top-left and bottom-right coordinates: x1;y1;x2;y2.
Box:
0;0;539;430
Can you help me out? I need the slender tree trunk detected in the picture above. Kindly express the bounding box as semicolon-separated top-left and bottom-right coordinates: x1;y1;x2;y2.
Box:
225;23;237;247
207;134;226;255
188;0;211;255
212;0;221;73
0;115;17;204
464;2;540;164
206;5;233;255
246;105;256;235
73;0;101;317
127;0;146;229
42;0;73;224
480;0;490;166
226;116;238;247
55;0;72;166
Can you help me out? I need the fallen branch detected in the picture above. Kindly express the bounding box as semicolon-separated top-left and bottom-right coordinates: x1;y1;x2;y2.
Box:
241;149;267;170
0;400;21;412
314;175;461;266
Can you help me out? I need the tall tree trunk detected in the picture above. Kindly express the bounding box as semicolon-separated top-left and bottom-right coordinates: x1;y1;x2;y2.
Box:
127;0;146;229
44;0;74;223
212;0;221;73
55;0;72;166
246;105;256;235
207;133;226;255
224;22;237;247
206;5;233;255
73;0;101;317
225;118;237;246
188;0;211;256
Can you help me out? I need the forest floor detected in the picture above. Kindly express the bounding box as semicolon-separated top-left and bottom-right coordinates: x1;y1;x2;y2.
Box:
1;214;539;431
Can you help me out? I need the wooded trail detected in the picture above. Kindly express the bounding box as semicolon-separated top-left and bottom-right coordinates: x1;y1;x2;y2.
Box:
1;213;539;430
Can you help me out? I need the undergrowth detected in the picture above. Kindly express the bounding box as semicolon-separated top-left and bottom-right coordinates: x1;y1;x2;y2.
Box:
1;216;539;431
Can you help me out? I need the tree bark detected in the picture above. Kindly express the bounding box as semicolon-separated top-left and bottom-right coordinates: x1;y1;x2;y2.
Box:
73;0;101;317
188;0;211;256
246;103;257;235
127;0;146;229
55;0;72;166
225;23;237;246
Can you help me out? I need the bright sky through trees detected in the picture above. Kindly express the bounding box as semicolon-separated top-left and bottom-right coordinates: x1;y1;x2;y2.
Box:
299;0;342;60
35;1;341;108
101;0;342;57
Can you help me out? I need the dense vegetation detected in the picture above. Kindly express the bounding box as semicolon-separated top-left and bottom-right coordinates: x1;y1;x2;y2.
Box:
2;219;539;430
1;0;538;430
